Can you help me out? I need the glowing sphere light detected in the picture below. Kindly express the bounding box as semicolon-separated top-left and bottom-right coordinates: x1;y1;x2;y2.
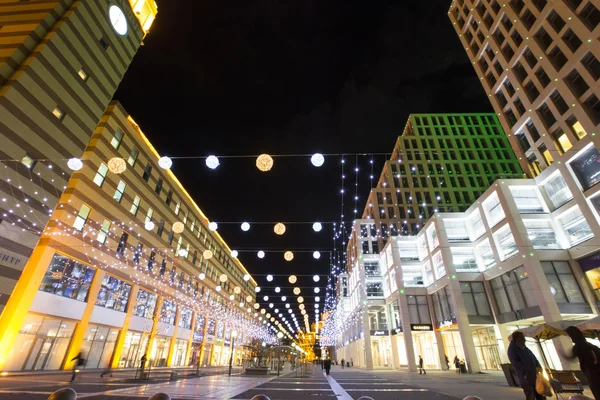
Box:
284;251;294;261
257;251;265;259
241;222;250;231
256;154;274;171
158;156;172;169
312;222;323;232
208;222;218;231
107;157;126;174
206;155;220;169
203;250;213;259
311;153;325;167
313;275;320;282
274;223;286;235
313;251;321;259
231;250;239;258
172;222;184;233
266;274;273;282
288;275;297;284
144;221;155;230
67;158;83;171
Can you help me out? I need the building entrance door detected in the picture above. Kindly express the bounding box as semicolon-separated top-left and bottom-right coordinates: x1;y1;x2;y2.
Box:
27;338;53;370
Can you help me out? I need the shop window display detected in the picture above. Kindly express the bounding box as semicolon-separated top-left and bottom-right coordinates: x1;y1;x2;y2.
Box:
133;289;158;319
179;307;192;329
96;274;131;312
39;253;96;302
569;145;600;191
160;300;177;325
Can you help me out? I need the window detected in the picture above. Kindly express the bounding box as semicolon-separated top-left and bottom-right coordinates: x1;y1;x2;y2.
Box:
116;232;128;255
553;128;572;154
494;224;518;260
558;206;594;245
483;192;505;228
130;195;140;216
524;219;559;249
147;251;155;271
550;90;569;115
491;266;536;314
521;8;535;29
583;94;600;125
461;282;491;316
468;209;486;240
452;247;478;271
364;261;381;277
534;27;553;51
366;282;384;297
433;251;446;279
542;261;585;303
432;286;454;327
548;46;568;71
524;81;540;102
157;220;165;236
477;239;496;270
547;10;565;33
96;274;131;312
579;3;600;31
175;201;181;215
20;154;36;170
569;118;588;139
74;204;91;231
39;254;96;302
93;163;109;187
423;261;434;286
133;243;143;264
111;129;124;149
179;307;193;329
535;67;551;87
145;208;153;224
142;163;152;182
77;68;88;81
133;289;157;319
128;147;139;167
532;0;546;11
407;295;430;324
99;37;109;50
113;180;126;202
582;52;600;81
569;145;600;190
52;107;65;120
562;29;582;52
445;219;469;242
510;186;546;213
155;177;163;195
166;189;173;206
427;226;440;250
565;69;589;97
97;219;111;244
543;172;573;208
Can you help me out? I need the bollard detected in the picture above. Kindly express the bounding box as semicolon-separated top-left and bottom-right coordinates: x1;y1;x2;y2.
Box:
148;394;171;400
569;396;594;400
250;395;271;400
357;397;375;400
463;397;483;400
47;388;77;400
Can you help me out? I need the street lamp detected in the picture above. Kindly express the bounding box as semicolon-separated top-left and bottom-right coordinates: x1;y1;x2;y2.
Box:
276;332;284;377
228;330;238;376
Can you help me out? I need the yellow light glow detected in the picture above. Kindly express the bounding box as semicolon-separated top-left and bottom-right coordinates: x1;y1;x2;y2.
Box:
288;275;297;283
256;154;274;171
293;287;301;295
107;157;126;174
572;121;587;139
172;221;184;234
284;252;294;262
274;223;286;235
203;250;213;260
557;134;572;153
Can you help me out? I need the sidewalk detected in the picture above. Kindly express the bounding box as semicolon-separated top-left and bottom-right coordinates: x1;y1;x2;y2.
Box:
345;367;595;400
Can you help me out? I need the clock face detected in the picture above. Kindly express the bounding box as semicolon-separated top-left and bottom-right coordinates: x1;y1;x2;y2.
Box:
109;4;128;36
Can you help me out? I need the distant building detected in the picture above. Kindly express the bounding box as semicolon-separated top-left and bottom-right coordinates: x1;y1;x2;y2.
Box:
0;102;258;372
0;0;157;312
361;113;522;239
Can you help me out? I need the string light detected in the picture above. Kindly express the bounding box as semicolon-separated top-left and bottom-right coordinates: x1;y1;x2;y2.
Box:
313;275;320;282
311;153;325;167
107;157;126;174
172;222;184;233
206;155;220;169
284;251;294;261
144;221;155;230
208;222;218;231
158;156;172;169
256;154;274;171
313;251;321;259
241;222;250;231
266;274;273;282
274;222;286;235
67;158;83;171
257;251;265;258
231;250;239;258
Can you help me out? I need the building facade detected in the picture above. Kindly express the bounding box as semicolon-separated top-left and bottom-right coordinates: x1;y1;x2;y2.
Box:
0;102;260;372
336;176;600;372
362;113;523;238
0;0;157;312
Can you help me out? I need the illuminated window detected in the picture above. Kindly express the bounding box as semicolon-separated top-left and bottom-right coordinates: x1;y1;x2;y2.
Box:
128;147;139;166
175;201;181;215
509;186;546;213
52;107;65;120
554;129;573;153
130;195;140;216
468;209;486;240
77;69;88;81
543;172;573;209
113;180;126;202
426;225;440;251
74;204;91;231
476;239;496;270
558;206;594;246
21;154;36;170
93;163;109;187
483;192;505;228
97;219;111;244
571;120;587;139
145;207;153;223
523;219;559;249
433;251;446;279
493;224;518;261
452;247;478;271
540;144;554;166
111;129;124;149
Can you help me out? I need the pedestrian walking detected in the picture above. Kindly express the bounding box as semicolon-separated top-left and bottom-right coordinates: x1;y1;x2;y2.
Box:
351;358;353;367
454;356;460;374
100;365;113;378
507;331;545;400
445;354;450;370
341;358;345;369
324;358;332;375
418;355;426;375
565;326;600;400
70;352;86;382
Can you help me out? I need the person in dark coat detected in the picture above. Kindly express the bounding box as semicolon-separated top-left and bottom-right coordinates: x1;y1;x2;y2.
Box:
565;326;600;400
454;356;461;373
445;354;450;370
324;358;332;375
507;331;545;400
341;358;345;369
418;355;426;375
70;352;86;382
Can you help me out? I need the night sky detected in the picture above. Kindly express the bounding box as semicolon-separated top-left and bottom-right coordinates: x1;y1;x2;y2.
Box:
115;0;494;328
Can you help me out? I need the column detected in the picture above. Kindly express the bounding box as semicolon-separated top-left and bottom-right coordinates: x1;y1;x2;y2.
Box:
198;314;209;367
63;270;107;370
389;331;400;369
111;285;139;368
0;239;55;370
167;307;181;367
447;278;481;373
427;296;447;370
144;296;164;362
484;280;510;364
185;311;197;366
397;295;417;372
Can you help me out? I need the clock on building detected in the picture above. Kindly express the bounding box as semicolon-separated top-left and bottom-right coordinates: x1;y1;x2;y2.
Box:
108;4;128;36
